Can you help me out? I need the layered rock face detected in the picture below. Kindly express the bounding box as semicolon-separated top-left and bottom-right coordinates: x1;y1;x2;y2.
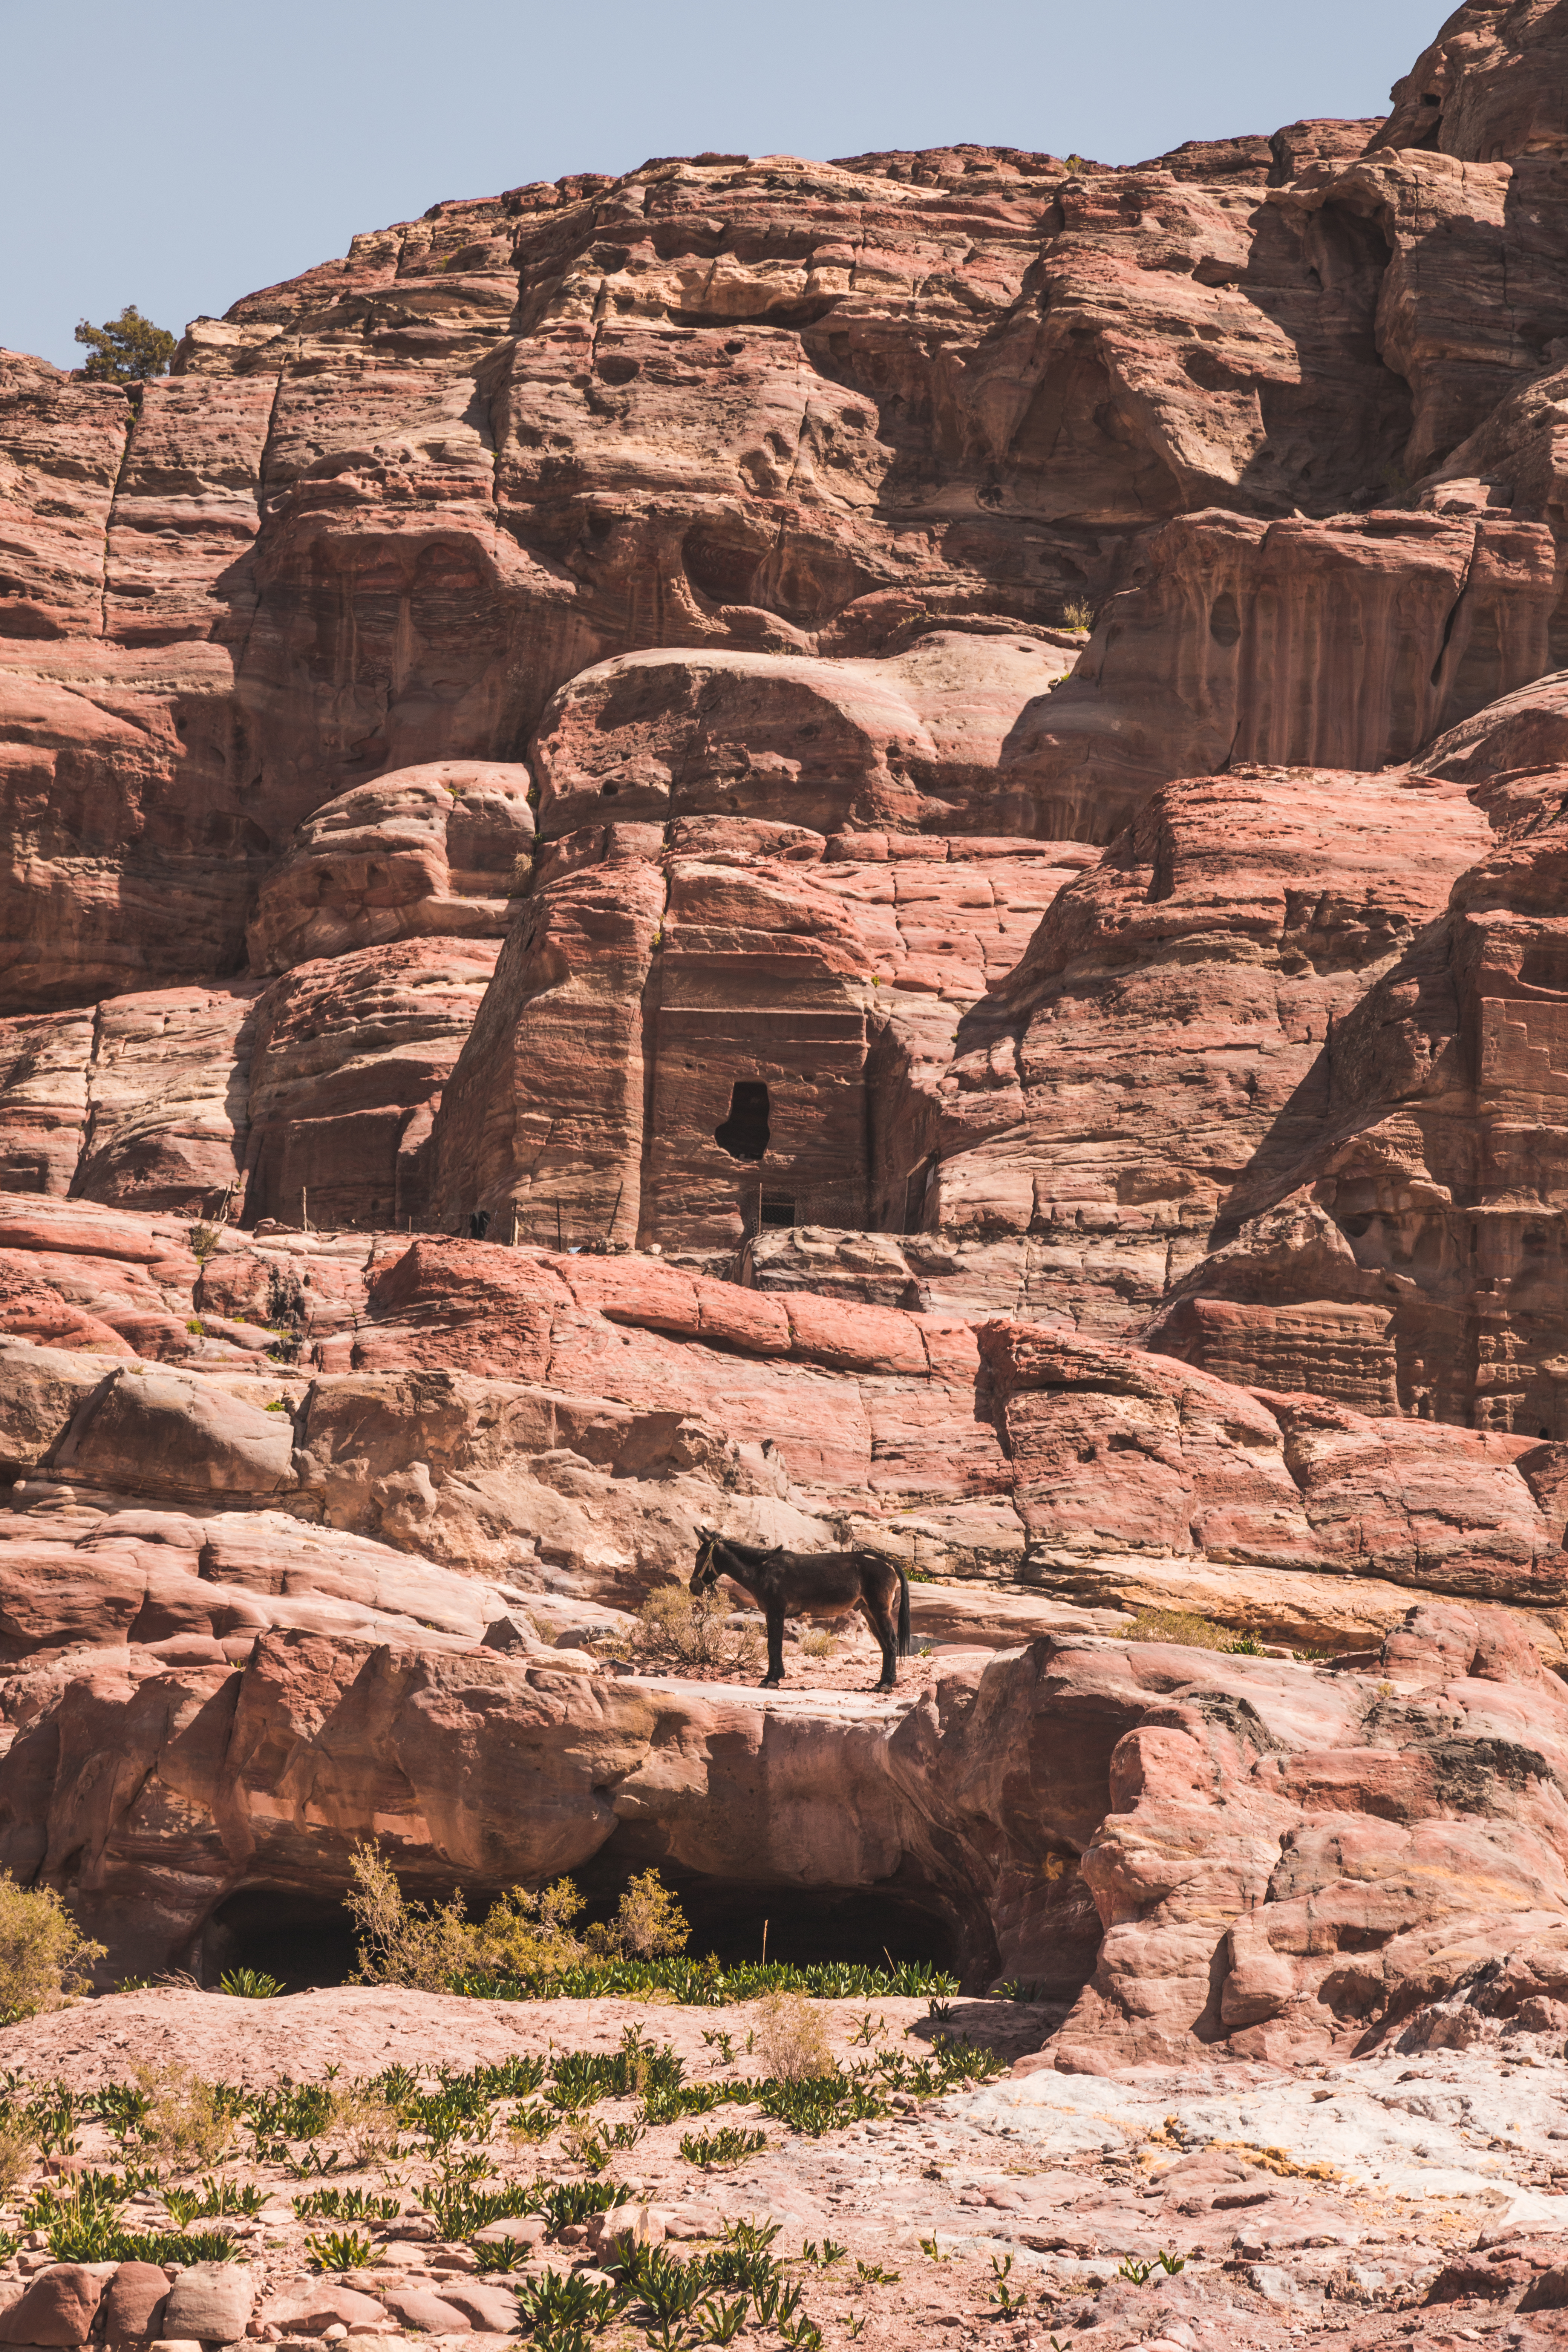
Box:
15;4;1568;2061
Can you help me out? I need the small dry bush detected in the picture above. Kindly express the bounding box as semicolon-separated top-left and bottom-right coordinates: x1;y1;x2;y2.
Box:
330;2086;400;2165
1061;599;1095;630
799;1628;837;1660
345;1843;689;1984
0;2120;35;2197
131;2063;235;2170
345;1842;587;1989
623;1585;760;1673
754;1990;834;2081
1124;1608;1260;1655
0;1873;105;2023
586;1868;689;1961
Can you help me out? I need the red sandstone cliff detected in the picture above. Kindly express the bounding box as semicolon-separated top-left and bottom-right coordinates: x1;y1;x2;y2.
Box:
9;6;1568;2039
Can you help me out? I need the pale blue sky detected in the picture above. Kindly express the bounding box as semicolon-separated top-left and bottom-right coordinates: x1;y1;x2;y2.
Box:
5;0;1446;371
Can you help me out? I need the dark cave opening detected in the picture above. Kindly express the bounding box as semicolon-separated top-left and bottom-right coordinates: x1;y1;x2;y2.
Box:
568;1848;968;1975
664;1879;960;1972
204;1867;970;1991
203;1885;360;1992
715;1081;771;1161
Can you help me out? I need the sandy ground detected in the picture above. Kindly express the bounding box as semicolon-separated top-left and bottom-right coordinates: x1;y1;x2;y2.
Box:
0;1985;1043;2088
3;1988;1568;2352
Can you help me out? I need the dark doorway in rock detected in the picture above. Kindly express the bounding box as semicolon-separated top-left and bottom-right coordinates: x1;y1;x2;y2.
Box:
468;1208;491;1239
202;1885;360;1992
571;1850;967;1975
715;1081;771;1161
669;1880;959;1972
759;1192;796;1228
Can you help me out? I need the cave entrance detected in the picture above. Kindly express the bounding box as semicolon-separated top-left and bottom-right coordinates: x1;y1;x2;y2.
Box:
202;1884;360;1992
715;1082;771;1161
571;1851;965;1974
669;1881;959;1972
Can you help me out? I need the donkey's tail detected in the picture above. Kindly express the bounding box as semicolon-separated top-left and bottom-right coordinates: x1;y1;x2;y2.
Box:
896;1564;912;1658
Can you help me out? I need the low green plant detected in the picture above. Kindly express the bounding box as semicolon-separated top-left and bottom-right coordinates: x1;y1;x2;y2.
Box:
679;2125;767;2169
856;2260;898;2284
529;2177;630;2234
801;2240;845;2267
454;1954;957;2005
308;2227;379;2271
988;2252;1025;2311
27;2174;239;2265
756;2074;888;2136
1116;2249;1185;2284
700;2294;748;2345
517;2265;631;2343
292;2186;399;2222
219;1967;282;1998
163;2177;266;2223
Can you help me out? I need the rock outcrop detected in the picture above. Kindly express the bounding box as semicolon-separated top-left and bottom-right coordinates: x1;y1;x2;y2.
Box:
13;3;1568;2054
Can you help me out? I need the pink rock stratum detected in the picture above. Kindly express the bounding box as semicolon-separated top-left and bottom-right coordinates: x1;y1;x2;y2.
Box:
17;9;1568;2346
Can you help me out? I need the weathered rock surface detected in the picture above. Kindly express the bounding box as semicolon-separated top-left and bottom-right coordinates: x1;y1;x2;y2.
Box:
5;1559;1568;2072
246;762;533;976
14;5;1568;2173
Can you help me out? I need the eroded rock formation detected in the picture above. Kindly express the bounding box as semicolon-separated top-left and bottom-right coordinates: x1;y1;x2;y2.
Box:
11;2;1568;2057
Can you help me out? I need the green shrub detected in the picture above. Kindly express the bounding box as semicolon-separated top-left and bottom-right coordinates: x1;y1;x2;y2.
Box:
452;1954;957;2006
219;1967;281;1998
586;1868;690;1962
345;1844;689;1987
294;2187;399;2222
74;306;176;386
679;2126;767;2169
308;2227;379;2271
0;1874;105;2022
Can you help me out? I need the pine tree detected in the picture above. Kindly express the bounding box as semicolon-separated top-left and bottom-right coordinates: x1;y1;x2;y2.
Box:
74;305;176;386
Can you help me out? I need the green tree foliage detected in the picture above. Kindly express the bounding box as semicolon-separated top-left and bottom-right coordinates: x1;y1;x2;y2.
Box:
74;306;175;386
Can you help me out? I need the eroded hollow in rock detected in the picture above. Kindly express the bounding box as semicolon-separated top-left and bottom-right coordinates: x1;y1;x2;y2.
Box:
714;1080;771;1161
202;1885;361;1992
629;1876;963;1974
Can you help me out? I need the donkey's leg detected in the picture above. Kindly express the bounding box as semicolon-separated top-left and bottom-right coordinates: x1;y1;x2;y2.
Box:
864;1588;899;1689
761;1606;786;1687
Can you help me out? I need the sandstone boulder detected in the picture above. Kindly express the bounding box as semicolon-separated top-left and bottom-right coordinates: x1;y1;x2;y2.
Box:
100;2262;171;2344
160;2267;253;2346
0;2266;108;2347
246;763;533;975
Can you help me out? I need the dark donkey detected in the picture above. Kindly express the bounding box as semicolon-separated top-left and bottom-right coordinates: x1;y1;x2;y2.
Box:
692;1528;912;1690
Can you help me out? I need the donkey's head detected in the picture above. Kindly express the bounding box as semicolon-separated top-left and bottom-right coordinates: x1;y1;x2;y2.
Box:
691;1527;724;1596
